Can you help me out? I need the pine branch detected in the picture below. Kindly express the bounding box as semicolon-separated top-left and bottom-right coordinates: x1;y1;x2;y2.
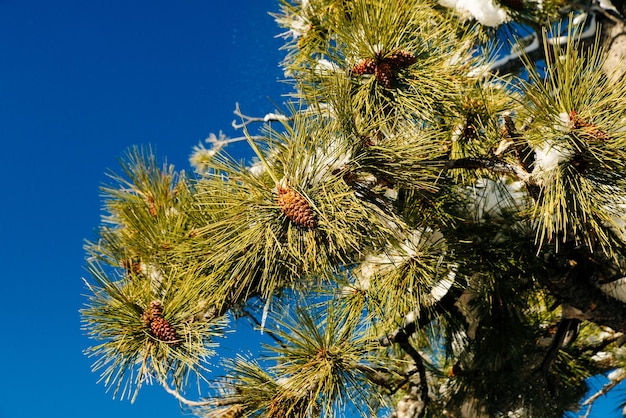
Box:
393;334;430;418
580;369;626;418
540;247;626;335
444;157;532;183
162;382;213;408
539;317;581;394
379;286;465;347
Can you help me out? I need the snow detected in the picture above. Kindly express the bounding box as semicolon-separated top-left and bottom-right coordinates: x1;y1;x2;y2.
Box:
247;159;266;176
314;58;341;75
591;351;612;362
428;265;457;303
275;0;311;39
438;0;509;27
597;0;619;14
531;139;574;183
305;138;352;186
465;177;528;221
189;143;218;173
598;277;626;303
354;229;455;305
607;368;625;382
263;112;289;123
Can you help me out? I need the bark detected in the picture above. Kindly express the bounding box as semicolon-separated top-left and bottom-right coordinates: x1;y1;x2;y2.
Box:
540;247;626;334
601;15;626;82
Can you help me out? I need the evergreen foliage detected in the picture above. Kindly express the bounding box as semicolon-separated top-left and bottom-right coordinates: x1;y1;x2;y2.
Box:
81;0;626;416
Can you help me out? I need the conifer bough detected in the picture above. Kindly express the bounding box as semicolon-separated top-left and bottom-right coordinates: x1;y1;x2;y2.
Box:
81;1;626;417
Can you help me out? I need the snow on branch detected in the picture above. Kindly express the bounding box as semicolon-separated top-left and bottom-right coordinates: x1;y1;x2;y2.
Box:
231;102;289;130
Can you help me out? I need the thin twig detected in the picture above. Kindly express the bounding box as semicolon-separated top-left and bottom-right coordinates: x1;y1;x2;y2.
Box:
394;331;430;418
206;136;254;146
162;381;213;407
389;367;421;395
232;102;289;130
580;369;626;418
241;308;286;347
444;157;532;182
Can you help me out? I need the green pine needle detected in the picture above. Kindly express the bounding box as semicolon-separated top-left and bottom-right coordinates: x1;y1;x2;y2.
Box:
518;19;626;254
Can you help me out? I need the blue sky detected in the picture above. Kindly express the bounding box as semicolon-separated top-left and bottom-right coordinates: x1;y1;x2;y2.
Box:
0;1;623;417
0;1;285;417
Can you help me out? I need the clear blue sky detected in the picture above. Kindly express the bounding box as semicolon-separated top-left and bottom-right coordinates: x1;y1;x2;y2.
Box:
0;1;285;417
0;1;623;417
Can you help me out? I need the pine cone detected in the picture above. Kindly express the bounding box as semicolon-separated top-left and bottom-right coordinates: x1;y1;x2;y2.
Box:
569;110;587;130
277;185;317;228
352;58;376;75
569;110;608;141
141;310;153;326
122;257;143;276
142;300;179;345
146;195;158;217
375;61;394;88
149;300;164;317
150;316;179;345
386;50;416;69
141;300;163;325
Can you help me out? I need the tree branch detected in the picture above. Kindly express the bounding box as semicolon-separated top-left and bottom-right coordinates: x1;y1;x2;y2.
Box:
540;248;626;335
581;369;626;418
444;157;532;183
162;381;213;407
386;330;430;418
231;102;288;130
540;314;581;371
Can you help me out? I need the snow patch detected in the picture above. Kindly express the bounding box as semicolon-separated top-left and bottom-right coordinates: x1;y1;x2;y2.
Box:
438;0;509;27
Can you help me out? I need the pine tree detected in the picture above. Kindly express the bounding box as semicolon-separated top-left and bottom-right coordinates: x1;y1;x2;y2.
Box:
81;1;626;417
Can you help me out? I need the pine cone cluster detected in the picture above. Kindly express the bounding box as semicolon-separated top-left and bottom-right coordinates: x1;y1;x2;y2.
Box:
569;110;608;141
142;300;180;346
122;257;143;276
351;49;416;88
352;58;377;75
385;50;417;68
277;185;317;229
374;62;394;89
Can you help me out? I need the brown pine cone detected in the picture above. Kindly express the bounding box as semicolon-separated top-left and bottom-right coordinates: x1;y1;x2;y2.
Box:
569;110;608;141
150;316;179;345
375;62;394;88
141;300;163;325
386;50;416;69
352;58;376;75
146;195;158;217
277;185;317;228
